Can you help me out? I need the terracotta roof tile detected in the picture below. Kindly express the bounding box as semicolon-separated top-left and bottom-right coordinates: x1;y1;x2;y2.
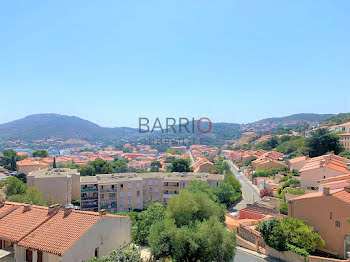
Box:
18;210;101;255
0;205;52;242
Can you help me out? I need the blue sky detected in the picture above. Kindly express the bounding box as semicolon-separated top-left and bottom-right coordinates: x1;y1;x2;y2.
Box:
0;0;349;127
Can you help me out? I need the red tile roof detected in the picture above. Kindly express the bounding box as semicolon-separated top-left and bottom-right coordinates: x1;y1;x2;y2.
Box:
0;205;52;242
18;209;101;256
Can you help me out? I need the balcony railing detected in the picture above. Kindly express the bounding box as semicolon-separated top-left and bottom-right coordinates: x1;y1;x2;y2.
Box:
81;188;98;192
101;204;118;209
100;188;117;193
81;204;98;208
81;196;98;200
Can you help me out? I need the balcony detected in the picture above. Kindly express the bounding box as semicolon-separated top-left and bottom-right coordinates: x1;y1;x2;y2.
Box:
101;204;118;209
100;188;117;193
81;196;98;201
81;187;98;192
81;204;98;208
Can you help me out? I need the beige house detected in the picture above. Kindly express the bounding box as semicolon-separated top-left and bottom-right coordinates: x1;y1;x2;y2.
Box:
287;156;309;171
338;133;350;152
17;159;41;175
299;154;350;189
0;201;131;262
81;172;224;213
289;187;350;258
330;122;350;133
27;168;80;206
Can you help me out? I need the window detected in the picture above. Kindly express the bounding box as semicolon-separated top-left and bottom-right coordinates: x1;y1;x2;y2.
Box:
119;192;124;197
154;195;159;200
149;196;152;201
26;249;33;262
127;199;131;205
155;187;158;193
110;193;115;198
95;248;99;258
336;221;341;227
136;198;140;204
37;251;43;262
323;176;326;179
120;184;123;189
111;185;115;189
143;180;146;185
119;207;123;212
155;179;158;185
120;199;124;206
128;191;131;197
136;183;140;188
149;180;153;186
137;190;140;196
128;183;132;189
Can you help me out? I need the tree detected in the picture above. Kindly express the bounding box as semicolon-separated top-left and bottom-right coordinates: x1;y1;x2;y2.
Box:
79;165;96;176
4;176;26;196
53;157;57;168
88;245;142;262
32;149;49;158
282;217;325;252
16;173;27;183
10;155;17;171
260;188;274;198
166;190;225;227
0;149;23;170
131;202;166;245
149;188;235;262
258;217;325;254
150;161;162;172
196;217;236;262
257;217;288;251
306;128;344;157
24;187;46;206
226;173;242;193
214;182;236;207
170;159;192;172
186;180;217;201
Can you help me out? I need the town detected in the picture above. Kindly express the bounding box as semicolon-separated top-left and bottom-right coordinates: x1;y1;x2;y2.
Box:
1;1;348;261
0;113;350;261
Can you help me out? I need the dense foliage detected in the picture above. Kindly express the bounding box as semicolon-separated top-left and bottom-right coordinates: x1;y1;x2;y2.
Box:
61;158;129;176
148;185;236;262
0;149;26;171
306;128;344;157
131;202;166;246
32;149;49;158
170;159;192;172
258;217;325;255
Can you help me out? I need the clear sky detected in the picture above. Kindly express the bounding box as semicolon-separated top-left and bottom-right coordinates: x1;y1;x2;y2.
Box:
0;0;349;127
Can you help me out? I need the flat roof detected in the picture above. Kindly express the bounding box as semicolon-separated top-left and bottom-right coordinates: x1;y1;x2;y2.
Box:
80;172;224;184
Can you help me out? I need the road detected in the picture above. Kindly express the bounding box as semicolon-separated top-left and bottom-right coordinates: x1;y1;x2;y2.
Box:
234;250;277;262
225;160;260;211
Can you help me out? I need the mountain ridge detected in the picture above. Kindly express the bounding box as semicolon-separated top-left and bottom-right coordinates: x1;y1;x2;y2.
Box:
0;113;341;142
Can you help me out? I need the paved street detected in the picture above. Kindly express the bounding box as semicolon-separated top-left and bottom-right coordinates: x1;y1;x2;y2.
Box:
225;160;260;211
234;250;278;261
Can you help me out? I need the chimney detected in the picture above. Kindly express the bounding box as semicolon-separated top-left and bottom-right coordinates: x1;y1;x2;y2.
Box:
344;186;350;193
64;207;72;216
48;204;60;215
347;162;350;171
323;187;331;196
99;209;107;216
23;204;31;212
